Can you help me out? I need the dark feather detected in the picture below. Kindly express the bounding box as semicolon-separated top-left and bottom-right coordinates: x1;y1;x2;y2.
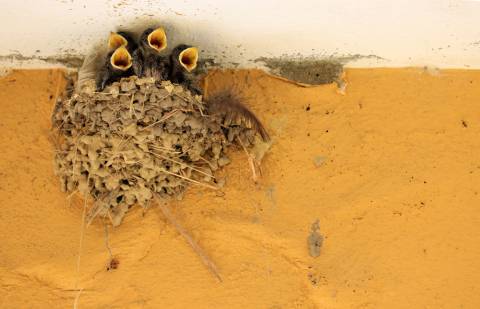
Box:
133;28;169;80
115;31;137;53
168;44;188;83
206;91;270;141
132;48;144;77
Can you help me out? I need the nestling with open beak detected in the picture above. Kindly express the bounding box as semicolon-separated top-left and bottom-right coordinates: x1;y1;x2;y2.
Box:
94;31;136;91
77;31;136;92
96;46;134;91
108;31;137;53
168;44;202;95
132;27;170;80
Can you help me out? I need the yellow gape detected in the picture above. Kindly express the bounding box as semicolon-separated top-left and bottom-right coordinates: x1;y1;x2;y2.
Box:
179;47;198;72
110;46;132;71
147;28;167;52
108;32;128;50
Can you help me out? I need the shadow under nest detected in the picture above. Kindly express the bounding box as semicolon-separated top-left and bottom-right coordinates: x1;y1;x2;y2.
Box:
51;76;271;227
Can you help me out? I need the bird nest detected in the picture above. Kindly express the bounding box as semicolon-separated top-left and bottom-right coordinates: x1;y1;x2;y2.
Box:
51;77;269;226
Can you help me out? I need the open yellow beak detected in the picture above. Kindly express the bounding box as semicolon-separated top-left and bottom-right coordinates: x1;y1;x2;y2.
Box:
147;27;167;52
178;47;199;72
110;46;132;71
108;32;128;50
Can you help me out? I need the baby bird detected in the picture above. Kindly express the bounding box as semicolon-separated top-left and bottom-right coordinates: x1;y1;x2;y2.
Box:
108;31;137;53
169;44;202;94
96;46;134;91
132;27;169;80
94;32;137;91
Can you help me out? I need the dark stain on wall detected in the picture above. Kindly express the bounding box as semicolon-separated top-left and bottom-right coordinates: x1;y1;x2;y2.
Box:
255;54;385;85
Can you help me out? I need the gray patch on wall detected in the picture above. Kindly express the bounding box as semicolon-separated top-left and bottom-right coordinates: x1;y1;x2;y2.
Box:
0;53;84;68
255;54;385;85
256;57;343;85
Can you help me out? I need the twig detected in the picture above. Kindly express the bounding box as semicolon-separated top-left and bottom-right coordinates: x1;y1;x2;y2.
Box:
140;109;180;131
117;135;133;151
71;135;82;183
236;136;258;183
148;144;181;154
148;150;215;180
86;201;104;227
106;210;114;226
74;196;88;291
155;196;222;282
129;93;136;118
92;91;132;96
173;93;192;103
73;288;84;309
66;189;79;200
161;169;218;190
104;221;113;259
198;156;216;170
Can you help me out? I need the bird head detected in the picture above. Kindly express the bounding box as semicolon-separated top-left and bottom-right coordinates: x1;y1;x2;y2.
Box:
110;46;133;71
140;27;167;53
108;32;129;50
171;44;199;72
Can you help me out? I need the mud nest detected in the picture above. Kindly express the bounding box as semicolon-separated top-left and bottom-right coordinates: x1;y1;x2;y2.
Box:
52;77;267;226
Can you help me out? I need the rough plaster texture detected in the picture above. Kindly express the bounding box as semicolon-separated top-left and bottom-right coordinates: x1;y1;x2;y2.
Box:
1;0;480;68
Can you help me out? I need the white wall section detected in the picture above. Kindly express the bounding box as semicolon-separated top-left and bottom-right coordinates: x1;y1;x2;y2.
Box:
0;0;479;68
